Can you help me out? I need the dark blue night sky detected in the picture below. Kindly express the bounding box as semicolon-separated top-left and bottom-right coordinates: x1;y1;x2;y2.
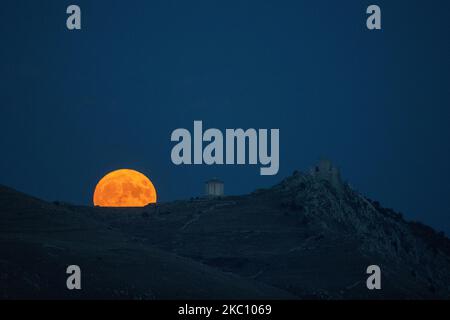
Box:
0;1;449;233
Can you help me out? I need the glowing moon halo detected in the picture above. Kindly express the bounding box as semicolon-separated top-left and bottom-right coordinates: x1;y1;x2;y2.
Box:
93;169;157;207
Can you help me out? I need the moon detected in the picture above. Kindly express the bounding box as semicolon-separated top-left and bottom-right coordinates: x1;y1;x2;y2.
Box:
93;169;157;207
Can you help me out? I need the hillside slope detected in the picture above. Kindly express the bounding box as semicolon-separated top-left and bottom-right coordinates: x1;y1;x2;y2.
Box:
1;168;450;299
0;186;293;299
87;171;450;299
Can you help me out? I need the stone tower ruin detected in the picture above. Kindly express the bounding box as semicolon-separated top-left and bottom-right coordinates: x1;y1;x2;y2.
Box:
310;159;342;189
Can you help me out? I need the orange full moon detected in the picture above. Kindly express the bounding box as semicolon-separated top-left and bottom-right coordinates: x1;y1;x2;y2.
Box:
93;169;157;207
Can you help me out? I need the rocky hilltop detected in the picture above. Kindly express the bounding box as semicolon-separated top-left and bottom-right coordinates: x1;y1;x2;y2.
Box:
1;165;450;299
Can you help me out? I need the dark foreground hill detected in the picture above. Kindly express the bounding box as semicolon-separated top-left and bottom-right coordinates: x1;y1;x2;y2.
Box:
1;169;450;299
0;186;292;299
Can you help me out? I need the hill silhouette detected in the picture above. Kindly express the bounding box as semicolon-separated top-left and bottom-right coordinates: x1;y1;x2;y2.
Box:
1;168;450;299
